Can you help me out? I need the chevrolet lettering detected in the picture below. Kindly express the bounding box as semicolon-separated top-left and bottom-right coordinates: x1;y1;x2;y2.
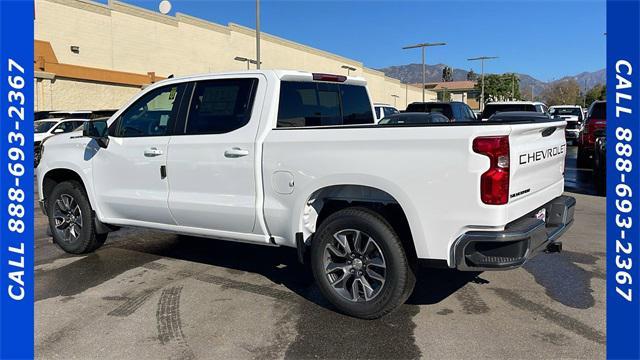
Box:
519;144;567;165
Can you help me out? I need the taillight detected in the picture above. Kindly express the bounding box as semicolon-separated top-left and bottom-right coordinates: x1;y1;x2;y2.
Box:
473;136;510;205
586;120;606;145
312;73;347;82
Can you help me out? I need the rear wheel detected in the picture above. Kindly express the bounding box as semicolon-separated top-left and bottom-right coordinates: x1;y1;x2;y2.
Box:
310;207;415;319
47;181;107;254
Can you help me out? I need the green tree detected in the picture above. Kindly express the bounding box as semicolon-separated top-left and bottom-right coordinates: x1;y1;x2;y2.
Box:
474;73;521;103
541;79;581;106
467;69;477;81
585;84;606;106
442;66;453;82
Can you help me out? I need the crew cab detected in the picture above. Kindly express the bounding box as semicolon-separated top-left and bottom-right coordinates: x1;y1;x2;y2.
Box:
37;70;574;319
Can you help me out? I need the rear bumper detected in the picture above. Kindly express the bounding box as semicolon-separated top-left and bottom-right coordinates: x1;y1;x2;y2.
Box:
451;195;576;271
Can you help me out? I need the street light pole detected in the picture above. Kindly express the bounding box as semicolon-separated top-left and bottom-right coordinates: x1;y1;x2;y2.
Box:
467;56;498;111
402;42;446;103
391;94;399;107
341;65;357;76
405;83;408;108
531;84;534;101
583;79;587;108
422;47;425;102
256;0;261;69
234;56;259;70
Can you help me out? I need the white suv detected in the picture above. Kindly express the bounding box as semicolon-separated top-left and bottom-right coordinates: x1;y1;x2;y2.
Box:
373;103;399;122
549;105;584;145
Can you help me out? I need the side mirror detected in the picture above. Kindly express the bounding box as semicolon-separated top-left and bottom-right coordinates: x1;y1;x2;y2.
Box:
53;128;65;134
83;120;109;148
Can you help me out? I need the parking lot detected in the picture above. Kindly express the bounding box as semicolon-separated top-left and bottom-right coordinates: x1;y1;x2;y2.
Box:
35;146;605;360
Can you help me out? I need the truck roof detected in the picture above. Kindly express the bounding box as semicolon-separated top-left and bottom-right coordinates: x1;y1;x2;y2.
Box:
152;69;367;87
549;105;582;108
486;101;546;106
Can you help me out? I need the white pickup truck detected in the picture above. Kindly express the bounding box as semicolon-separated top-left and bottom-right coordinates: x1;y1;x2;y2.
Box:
36;70;575;319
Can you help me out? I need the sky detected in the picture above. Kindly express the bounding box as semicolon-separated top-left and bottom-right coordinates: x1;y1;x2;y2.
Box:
114;0;606;81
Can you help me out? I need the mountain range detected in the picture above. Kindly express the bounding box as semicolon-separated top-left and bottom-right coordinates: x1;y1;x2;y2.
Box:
377;64;605;92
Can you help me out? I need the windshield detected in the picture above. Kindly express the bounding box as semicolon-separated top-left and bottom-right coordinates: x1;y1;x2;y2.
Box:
551;107;582;117
405;103;453;119
589;102;606;119
482;104;536;119
34;121;57;133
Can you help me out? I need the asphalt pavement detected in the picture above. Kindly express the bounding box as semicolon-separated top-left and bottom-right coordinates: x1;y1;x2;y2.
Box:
35;146;606;359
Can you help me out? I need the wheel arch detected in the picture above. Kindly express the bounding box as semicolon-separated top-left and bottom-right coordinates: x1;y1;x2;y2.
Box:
295;183;422;261
42;168;94;210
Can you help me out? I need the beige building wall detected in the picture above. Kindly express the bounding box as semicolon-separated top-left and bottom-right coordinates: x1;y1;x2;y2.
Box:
35;0;434;111
35;75;141;111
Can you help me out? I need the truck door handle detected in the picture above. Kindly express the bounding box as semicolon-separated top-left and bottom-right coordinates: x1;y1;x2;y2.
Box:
224;147;249;158
144;147;163;157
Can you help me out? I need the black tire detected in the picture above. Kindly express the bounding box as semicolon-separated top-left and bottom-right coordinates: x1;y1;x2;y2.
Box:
47;181;107;254
310;207;415;319
577;147;590;168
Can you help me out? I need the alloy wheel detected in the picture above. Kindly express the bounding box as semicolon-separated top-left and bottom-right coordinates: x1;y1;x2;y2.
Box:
322;229;387;302
53;194;83;243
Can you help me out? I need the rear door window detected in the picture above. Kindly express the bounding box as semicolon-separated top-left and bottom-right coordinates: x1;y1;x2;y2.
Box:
451;104;463;121
184;78;258;135
464;105;477;121
277;82;374;127
341;85;374;125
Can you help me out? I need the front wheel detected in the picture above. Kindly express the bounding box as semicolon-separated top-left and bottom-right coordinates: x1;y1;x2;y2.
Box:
47;181;107;254
310;207;415;319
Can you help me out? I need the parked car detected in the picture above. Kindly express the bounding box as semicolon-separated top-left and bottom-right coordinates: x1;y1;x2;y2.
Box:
35;118;88;143
39;110;117;120
549;105;584;145
378;112;450;125
577;101;606;167
593;131;606;195
90;109;118;119
34;110;54;121
37;70;574;319
34;118;88;167
485;111;552;123
404;101;477;122
373;103;399;123
480;101;549;121
46;110;93;119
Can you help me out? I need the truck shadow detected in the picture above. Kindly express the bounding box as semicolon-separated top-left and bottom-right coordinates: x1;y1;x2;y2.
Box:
110;231;482;308
563;145;603;197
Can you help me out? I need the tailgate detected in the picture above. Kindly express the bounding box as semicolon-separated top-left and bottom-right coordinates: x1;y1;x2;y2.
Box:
509;120;566;203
